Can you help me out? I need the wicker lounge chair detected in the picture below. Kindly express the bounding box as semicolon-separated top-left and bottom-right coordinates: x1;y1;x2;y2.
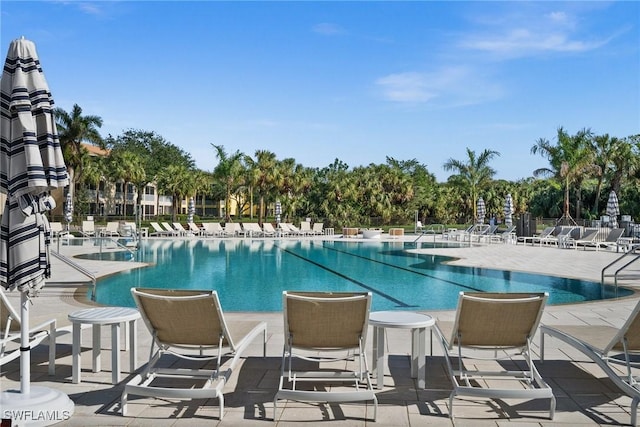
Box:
274;291;377;421
121;288;267;420
540;299;640;426
434;292;555;420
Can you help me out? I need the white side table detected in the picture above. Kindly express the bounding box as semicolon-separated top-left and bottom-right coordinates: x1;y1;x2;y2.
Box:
68;307;141;384
369;311;435;389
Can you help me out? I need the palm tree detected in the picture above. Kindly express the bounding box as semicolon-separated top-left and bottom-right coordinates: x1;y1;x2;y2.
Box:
211;144;245;222
245;150;279;224
156;164;196;222
54;104;103;188
82;155;107;216
443;148;500;222
108;151;146;217
531;127;598;223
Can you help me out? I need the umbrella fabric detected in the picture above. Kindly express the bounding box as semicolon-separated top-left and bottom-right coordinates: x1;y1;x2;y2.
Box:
187;197;195;223
606;190;620;228
64;191;73;224
0;38;69;295
504;194;514;227
476;197;486;224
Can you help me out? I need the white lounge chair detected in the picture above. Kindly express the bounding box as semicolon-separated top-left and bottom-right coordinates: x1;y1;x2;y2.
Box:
81;220;95;237
434;292;555;420
311;222;324;235
149;222;172;237
172;222;189;236
282;223;306;236
222;222;241;237
564;228;599;250
121;288;267;420
240;222;263;237
202;222;223;237
299;221;312;234
101;221;120;237
261;222;277;237
517;226;554;246
490;225;516;244
161;222;178;236
592;227;627;252
187;222;203;236
540;226;577;247
540;299;640;426
1;289;61;375
274;291;377;421
49;221;68;238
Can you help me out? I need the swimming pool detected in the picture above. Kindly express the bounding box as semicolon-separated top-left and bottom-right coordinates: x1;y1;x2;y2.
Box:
88;239;630;311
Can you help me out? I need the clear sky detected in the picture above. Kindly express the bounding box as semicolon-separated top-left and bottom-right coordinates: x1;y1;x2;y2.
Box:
2;1;638;182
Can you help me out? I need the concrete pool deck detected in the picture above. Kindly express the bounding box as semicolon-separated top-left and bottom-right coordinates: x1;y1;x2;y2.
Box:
1;234;639;426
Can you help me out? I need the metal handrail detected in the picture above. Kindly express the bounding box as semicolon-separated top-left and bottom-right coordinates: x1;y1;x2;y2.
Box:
601;244;640;294
49;250;96;286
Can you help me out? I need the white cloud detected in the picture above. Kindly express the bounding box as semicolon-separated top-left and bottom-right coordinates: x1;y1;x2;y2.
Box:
375;72;436;103
458;5;617;58
312;23;346;36
375;67;503;107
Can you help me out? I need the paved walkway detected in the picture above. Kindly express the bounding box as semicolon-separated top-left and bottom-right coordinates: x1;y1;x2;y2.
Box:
1;234;639;426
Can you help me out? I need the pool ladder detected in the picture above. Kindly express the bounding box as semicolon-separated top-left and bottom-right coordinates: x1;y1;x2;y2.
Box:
601;244;640;295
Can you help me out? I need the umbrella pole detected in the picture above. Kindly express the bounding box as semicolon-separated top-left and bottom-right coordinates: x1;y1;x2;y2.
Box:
20;292;31;394
0;290;75;425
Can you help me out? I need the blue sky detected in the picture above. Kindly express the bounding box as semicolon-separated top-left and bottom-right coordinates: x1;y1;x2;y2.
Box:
2;1;638;182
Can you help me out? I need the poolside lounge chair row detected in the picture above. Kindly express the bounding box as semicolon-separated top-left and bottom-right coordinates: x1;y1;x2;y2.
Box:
123;289;640;424
517;226;630;251
4;286;640;424
148;221;325;238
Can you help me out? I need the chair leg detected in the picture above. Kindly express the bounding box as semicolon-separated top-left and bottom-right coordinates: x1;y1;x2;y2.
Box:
632;396;639;427
48;324;56;376
219;393;224;420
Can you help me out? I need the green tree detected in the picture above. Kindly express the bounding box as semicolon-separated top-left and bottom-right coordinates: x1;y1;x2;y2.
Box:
82;155;107;215
211;144;245;222
107;151;146;217
105;130;194;212
443;148;500;222
246;150;279;224
531;127;598;222
54;104;103;188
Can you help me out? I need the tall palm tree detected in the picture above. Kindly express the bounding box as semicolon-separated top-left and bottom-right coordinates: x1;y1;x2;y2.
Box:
82;155;107;215
531;127;598;223
54;104;103;188
211;144;245;222
443;148;500;222
245;150;278;224
108;151;145;217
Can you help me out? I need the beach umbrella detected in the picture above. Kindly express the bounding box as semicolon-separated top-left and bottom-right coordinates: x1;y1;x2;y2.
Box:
187;196;195;224
504;193;514;227
64;190;73;228
476;197;486;224
0;37;74;420
275;200;282;226
606;190;620;228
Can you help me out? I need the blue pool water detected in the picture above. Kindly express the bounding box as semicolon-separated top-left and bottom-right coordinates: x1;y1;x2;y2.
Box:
88;239;631;311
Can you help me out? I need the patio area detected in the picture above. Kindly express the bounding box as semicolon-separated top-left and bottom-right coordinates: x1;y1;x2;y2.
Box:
1;235;639;426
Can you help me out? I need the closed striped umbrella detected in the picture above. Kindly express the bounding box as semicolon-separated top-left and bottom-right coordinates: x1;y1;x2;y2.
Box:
0;37;72;407
187;196;195;223
476;197;486;224
504;194;514;227
606;190;620;228
0;37;68;295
